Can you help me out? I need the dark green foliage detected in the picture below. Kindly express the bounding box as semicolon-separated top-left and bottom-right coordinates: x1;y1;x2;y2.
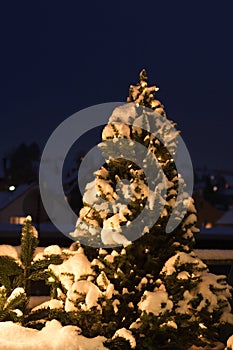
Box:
0;256;23;290
132;312;207;350
0;297;24;322
0;292;27;322
104;337;132;350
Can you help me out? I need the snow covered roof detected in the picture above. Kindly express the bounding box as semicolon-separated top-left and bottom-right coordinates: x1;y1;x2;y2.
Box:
0;183;36;210
0;222;69;233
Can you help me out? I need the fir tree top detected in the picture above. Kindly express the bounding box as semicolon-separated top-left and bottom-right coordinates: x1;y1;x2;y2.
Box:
127;69;166;117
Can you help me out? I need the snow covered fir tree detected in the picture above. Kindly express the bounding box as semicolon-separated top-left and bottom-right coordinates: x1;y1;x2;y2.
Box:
0;70;233;349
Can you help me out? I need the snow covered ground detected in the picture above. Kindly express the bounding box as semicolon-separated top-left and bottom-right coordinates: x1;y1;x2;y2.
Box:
0;244;233;349
0;319;108;350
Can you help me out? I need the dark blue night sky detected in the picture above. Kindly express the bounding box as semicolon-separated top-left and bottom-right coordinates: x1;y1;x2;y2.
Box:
1;1;233;170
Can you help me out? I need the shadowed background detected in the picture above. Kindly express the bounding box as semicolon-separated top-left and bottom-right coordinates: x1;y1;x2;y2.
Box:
1;1;233;170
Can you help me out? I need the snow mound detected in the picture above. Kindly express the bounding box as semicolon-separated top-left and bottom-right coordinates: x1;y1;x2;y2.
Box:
138;290;173;316
113;328;136;348
0;319;107;350
226;335;233;349
0;245;18;259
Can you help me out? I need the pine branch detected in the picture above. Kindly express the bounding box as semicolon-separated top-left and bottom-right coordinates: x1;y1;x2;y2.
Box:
104;337;132;350
0;256;23;292
0;290;27;322
30;255;63;272
20;217;39;269
20;217;39;295
4;292;27;313
0;256;22;276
